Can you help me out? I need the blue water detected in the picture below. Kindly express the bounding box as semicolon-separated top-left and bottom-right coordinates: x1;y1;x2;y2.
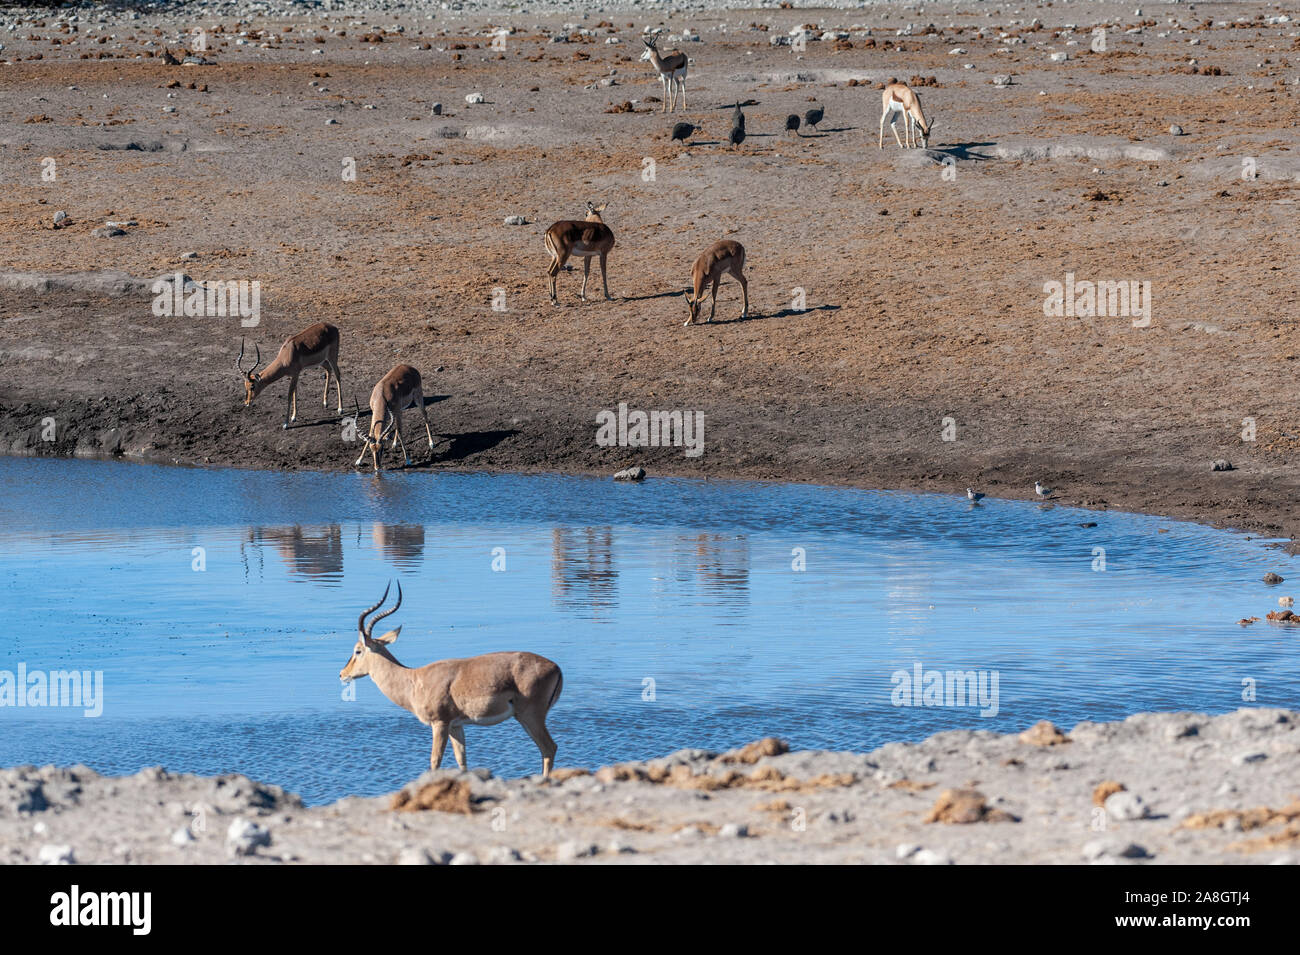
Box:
0;457;1297;805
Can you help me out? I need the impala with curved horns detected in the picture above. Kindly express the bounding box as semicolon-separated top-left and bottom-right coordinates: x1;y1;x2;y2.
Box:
340;581;564;777
237;321;343;428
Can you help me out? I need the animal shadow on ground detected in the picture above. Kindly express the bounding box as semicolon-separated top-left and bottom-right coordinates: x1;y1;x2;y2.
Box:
929;141;997;161
402;428;519;468
624;289;688;303
734;304;842;323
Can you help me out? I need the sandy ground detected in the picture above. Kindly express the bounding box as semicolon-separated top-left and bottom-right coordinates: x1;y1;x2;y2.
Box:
0;2;1297;539
5;708;1298;865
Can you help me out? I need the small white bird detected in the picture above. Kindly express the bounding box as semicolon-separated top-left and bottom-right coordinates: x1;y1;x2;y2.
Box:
1035;481;1053;497
967;488;985;502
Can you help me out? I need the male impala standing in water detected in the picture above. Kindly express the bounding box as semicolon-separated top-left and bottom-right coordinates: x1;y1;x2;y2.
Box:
340;581;564;777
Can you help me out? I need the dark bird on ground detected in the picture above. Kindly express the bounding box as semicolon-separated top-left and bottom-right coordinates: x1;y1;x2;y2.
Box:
671;121;699;143
728;124;745;148
804;105;824;130
785;114;801;137
732;102;745;133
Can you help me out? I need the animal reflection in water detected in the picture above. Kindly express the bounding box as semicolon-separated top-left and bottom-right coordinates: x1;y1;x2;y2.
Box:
371;523;426;566
677;534;750;597
244;525;343;580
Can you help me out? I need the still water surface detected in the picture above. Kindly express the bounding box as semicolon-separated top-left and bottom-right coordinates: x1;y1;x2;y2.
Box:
1;457;1296;804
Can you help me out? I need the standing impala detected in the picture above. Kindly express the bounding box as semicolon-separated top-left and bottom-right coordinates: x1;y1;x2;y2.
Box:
879;80;933;149
355;363;434;472
340;581;563;778
640;34;688;112
685;239;749;326
237;321;343;428
544;201;614;305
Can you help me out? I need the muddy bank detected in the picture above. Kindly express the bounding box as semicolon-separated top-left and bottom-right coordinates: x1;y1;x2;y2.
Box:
6;709;1299;864
1;3;1299;540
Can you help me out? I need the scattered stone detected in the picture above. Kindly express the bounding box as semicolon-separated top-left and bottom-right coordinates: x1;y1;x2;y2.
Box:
390;777;473;814
992;74;1013;86
1169;124;1184;136
431;103;443;115
1019;720;1069;746
1233;751;1268;765
924;789;1019;824
1049;52;1069;62
718;823;749;838
1266;610;1300;625
613;465;646;482
555;840;597;861
1104;791;1150;821
1211;459;1234;471
487;846;521;863
325;118;339;125
913;848;954;865
465;92;486;104
1263;573;1284;585
180;251;198;260
1281;596;1295;608
503;215;528;226
226;818;271;856
38;844;75;865
398;847;449;865
52;210;67;228
449;851;480;865
896;843;921;859
720;738;789;764
92;226;126;239
1083;838;1150;861
170;826;195;846
1092;781;1126;806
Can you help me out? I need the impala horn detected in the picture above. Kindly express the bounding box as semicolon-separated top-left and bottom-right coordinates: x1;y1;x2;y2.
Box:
361;580;402;640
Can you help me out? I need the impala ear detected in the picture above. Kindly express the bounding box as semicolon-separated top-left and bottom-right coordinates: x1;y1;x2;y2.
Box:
374;626;401;645
592;202;606;212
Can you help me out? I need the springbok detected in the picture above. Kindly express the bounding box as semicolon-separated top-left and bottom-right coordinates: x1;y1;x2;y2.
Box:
640;34;688;112
544;201;614;305
879;80;933;149
237;321;342;428
340;581;564;777
685;239;749;326
355;364;434;472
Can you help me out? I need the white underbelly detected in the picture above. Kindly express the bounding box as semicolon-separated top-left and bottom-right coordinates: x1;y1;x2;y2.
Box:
571;243;602;257
460;703;514;727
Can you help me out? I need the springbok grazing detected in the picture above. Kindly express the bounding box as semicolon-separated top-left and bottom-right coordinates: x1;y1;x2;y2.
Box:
640;34;688;112
355;363;434;472
544;201;615;305
879;80;933;149
237;321;342;428
685;239;749;326
340;581;564;777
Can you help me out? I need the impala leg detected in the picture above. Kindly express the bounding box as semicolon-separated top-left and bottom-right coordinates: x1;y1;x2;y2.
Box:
430;721;449;771
580;256;590;301
396;412;411;467
448;724;468;771
678;77;686;110
661;75;669;112
879;110;886;149
735;268;749;319
516;710;557;779
709;276;720;323
600;251;612;301
415;397;433;450
320;367;330;406
332;362;344;413
892;116;905;149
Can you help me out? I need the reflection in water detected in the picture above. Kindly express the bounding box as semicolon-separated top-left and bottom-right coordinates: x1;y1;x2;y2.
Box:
245;525;344;582
371;523;426;567
552;526;617;616
677;533;750;602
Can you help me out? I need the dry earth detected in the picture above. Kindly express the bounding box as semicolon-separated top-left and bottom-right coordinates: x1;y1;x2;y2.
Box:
6;708;1300;864
0;2;1298;538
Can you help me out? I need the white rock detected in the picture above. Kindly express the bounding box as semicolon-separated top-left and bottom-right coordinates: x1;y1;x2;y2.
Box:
914;849;954;865
465;92;485;104
556;840;598;860
718;823;749;838
38;844;75;865
170;827;195;846
1104;791;1150;820
449;852;480;865
226;818;271;856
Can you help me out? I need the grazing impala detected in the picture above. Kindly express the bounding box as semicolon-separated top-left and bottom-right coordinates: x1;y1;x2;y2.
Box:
355;363;434;472
544;201;614;305
640;34;688;112
238;321;343;428
879;80;933;149
685;239;749;326
340;581;564;777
